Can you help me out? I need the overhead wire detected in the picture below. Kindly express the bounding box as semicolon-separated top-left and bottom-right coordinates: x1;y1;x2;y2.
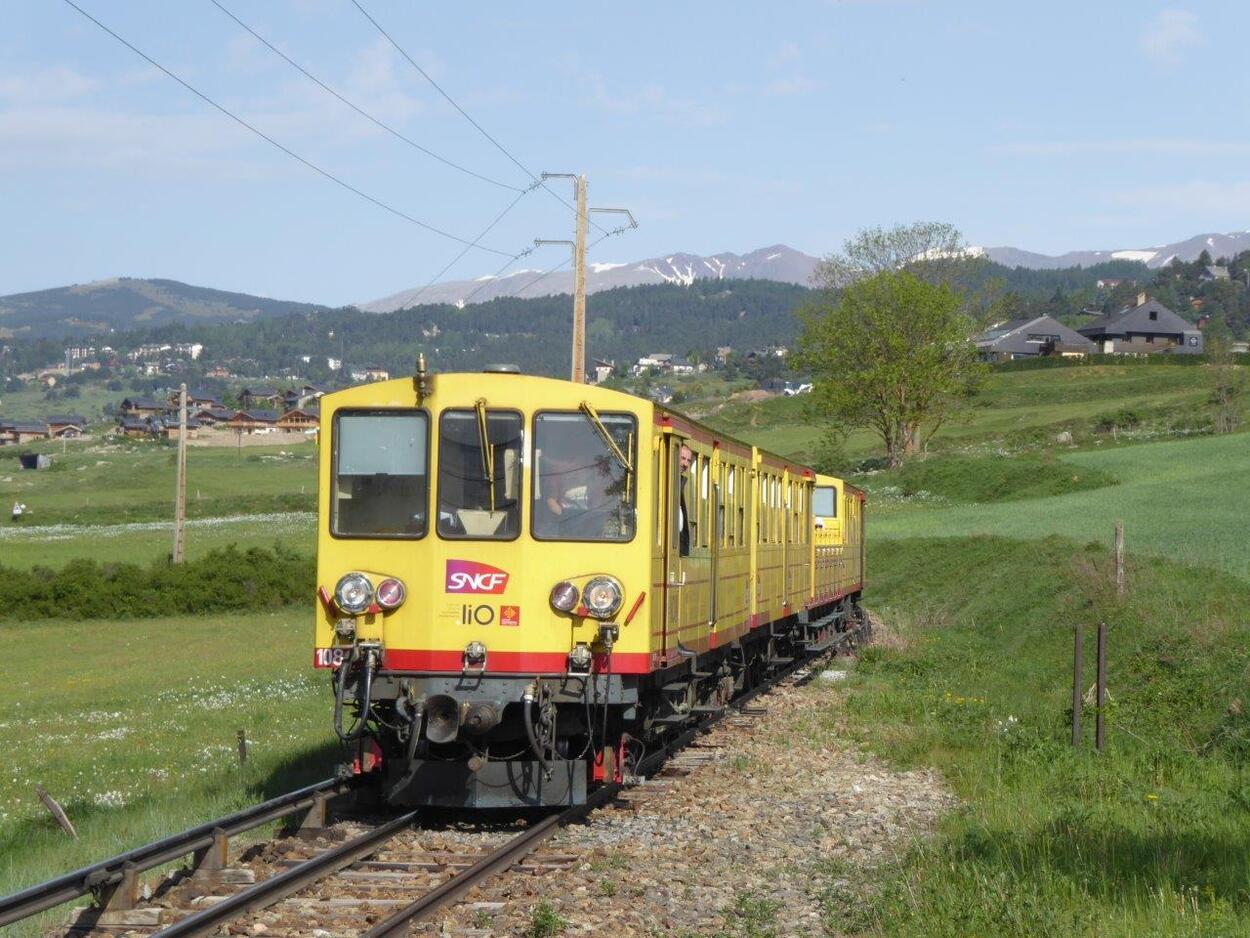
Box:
347;0;611;236
207;0;522;193
60;0;514;257
465;226;632;306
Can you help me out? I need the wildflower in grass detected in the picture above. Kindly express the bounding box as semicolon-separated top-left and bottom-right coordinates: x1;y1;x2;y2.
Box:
93;790;127;808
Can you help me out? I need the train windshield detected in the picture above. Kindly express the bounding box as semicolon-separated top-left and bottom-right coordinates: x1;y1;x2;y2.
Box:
437;409;523;539
532;411;636;542
332;411;429;538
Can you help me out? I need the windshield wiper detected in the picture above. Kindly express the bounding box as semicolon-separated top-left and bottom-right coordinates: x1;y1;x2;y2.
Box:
474;398;496;511
579;401;634;504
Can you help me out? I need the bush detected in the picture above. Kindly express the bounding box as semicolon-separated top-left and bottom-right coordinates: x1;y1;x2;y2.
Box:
0;545;313;620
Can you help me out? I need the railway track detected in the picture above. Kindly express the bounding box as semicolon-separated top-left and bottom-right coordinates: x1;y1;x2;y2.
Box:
3;622;864;937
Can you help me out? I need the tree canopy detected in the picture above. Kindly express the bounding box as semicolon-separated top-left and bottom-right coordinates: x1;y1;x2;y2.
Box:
796;268;984;467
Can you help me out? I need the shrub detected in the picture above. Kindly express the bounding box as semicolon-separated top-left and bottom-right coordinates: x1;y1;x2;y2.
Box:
0;545;313;620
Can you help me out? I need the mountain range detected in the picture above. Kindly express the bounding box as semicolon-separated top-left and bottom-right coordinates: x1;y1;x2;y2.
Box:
3;230;1247;339
360;231;1250;311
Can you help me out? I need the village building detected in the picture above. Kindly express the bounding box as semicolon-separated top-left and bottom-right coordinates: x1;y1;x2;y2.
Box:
119;397;168;418
239;387;282;410
974;316;1096;362
1199;265;1230;282
193;406;234;427
225;409;280;434
277;407;320;433
1077;294;1203;354
0;420;50;444
46;415;88;438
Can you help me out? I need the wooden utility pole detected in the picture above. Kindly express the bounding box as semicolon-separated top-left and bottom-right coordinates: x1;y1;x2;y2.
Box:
571;174;588;383
173;384;187;564
537;173;636;385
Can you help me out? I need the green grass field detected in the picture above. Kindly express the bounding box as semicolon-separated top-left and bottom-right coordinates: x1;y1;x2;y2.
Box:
0;609;335;937
0;439;316;526
705;364;1215;462
862;431;1250;580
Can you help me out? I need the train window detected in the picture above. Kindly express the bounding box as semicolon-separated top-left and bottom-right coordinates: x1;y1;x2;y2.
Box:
436;409;523;540
532;411;637;542
332;410;429;539
813;486;837;518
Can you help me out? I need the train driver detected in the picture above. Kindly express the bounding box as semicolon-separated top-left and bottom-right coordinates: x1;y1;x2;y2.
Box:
678;443;692;556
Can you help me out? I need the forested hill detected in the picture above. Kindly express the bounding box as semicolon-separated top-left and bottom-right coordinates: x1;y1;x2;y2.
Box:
0;278;328;339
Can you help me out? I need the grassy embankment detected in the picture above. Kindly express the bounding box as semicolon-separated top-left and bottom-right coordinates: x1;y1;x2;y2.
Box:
811;429;1250;936
706;363;1214;463
0;609;336;937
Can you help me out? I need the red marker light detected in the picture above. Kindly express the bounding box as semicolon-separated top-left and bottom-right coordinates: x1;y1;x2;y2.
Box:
376;577;406;610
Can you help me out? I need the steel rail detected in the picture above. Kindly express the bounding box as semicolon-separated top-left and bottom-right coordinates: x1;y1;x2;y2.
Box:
152;810;420;938
363;620;867;936
0;777;344;927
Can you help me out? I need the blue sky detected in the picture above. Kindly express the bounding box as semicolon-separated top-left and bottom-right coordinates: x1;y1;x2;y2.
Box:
3;1;1246;305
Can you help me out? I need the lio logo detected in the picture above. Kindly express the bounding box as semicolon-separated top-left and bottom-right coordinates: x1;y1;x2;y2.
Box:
445;559;510;594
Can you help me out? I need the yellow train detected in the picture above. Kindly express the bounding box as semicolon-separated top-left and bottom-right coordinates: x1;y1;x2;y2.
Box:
314;363;865;807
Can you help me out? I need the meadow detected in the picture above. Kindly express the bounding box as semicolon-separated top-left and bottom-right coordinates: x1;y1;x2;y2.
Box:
0;609;335;937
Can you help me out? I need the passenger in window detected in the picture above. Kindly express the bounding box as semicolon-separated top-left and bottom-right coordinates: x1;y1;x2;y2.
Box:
678;444;692;556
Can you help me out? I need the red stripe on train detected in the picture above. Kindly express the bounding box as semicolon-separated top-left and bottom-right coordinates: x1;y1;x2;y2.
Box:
382;649;654;674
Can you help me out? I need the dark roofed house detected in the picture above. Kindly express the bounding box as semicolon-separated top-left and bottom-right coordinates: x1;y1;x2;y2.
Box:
1200;265;1230;282
118;416;153;438
6;421;49;444
1077;293;1203;355
194;406;234;426
120;397;167;418
169;388;223;409
974;316;1096;362
277;407;320;433
46;415;87;437
226;409;280;433
240;388;282;410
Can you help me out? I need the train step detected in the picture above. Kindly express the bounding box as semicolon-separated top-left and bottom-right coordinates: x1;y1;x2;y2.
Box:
661;681;692;694
690;670;714;680
804;633;852;655
653;714;691;727
767;656;794;666
689;705;724;715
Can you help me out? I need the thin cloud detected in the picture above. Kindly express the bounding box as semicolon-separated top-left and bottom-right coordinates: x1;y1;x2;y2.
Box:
763;76;821;97
994;138;1250;157
0;66;97;104
1140;9;1201;64
1107;180;1250;214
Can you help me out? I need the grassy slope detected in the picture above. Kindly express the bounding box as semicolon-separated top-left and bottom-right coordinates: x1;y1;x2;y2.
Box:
827;536;1250;936
866;431;1250;580
705;364;1213;462
0;609;335;937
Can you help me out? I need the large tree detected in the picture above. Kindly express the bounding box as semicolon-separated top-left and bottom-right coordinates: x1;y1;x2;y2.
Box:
812;220;967;289
795;269;984;467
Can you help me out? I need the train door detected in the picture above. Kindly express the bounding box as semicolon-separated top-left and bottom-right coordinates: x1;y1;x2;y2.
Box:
661;437;692;659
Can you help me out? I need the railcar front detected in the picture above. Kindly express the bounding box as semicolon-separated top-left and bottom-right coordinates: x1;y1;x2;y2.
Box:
314;368;654;808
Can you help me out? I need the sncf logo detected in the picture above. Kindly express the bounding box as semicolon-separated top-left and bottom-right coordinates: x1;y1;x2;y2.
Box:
445;559;510;594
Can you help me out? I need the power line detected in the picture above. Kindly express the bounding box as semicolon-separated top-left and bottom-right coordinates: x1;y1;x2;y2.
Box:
493;227;630;303
348;0;610;236
208;0;522;193
61;0;513;257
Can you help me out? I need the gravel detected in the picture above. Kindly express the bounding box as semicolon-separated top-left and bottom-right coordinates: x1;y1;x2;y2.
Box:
415;670;956;937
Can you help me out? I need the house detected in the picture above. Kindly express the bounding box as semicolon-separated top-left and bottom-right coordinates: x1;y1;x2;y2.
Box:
225;409;280;433
669;356;695;376
239;388;282;409
647;386;675;405
1096;278;1125;290
46;415;87;435
364;367;390;382
281;384;324;411
1200;266;1230;282
277;407;319;433
715;346;733;365
168;389;222;410
118;416;154;438
589;360;615;385
193;406;234;427
974;316;1096;362
632;353;674;376
155;416;201;440
1077;294;1203;355
119;397;167;418
1;420;49;444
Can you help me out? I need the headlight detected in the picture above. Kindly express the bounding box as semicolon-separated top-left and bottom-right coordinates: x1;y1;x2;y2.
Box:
582;576;623;619
334;572;373;615
550;580;580;612
375;577;406;610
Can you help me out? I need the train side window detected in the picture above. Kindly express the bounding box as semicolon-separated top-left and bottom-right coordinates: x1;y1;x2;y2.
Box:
700;458;710;548
436;409;522;540
332;410;429;539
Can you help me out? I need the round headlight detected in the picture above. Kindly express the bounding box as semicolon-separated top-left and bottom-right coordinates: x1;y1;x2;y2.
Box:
582;576;623;619
375;577;406;610
334;572;373;615
550;580;580;613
